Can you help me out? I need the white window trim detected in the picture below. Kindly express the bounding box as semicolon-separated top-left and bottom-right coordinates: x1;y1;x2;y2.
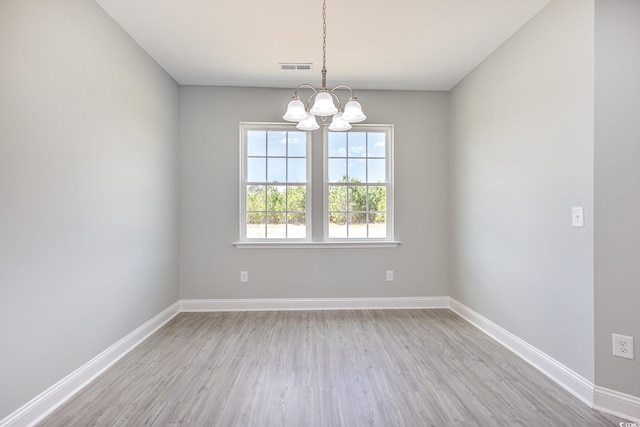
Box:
234;123;400;249
233;241;400;249
323;124;395;243
237;122;312;243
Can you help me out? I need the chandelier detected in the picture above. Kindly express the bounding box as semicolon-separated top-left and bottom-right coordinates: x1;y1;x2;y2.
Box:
283;0;366;132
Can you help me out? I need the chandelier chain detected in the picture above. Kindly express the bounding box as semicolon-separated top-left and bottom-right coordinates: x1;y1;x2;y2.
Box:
322;0;327;72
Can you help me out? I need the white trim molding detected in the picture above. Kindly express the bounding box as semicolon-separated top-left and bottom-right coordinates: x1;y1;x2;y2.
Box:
5;297;639;426
0;296;446;426
594;386;640;423
449;298;595;407
450;298;640;422
180;296;449;312
233;241;401;249
0;302;180;427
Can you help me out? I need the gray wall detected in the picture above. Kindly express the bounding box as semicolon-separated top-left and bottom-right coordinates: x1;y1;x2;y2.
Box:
0;0;180;418
594;0;640;397
448;0;595;380
4;0;638;420
179;87;449;299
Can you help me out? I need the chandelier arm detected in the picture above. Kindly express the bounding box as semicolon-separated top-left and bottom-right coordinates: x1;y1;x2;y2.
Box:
292;84;319;111
293;83;318;111
294;84;318;99
329;84;356;99
328;91;343;111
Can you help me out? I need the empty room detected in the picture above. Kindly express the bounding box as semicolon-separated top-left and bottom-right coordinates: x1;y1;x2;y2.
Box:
1;0;639;425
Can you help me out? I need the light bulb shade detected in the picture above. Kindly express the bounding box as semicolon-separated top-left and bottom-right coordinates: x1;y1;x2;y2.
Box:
328;112;352;131
283;99;308;122
341;99;366;123
310;91;338;116
296;113;320;131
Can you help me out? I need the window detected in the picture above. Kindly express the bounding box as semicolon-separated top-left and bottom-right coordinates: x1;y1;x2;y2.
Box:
238;123;395;247
240;123;311;241
325;125;393;240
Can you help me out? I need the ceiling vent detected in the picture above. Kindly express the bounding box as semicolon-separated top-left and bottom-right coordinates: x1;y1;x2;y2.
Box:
280;63;312;71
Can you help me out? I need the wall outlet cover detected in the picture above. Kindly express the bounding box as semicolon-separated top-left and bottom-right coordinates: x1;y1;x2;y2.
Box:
612;334;634;360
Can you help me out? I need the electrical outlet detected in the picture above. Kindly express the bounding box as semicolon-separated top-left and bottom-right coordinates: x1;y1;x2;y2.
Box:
386;270;394;282
612;334;634;360
240;271;249;283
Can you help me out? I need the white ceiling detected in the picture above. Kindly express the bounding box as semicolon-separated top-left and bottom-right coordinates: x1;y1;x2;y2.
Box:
95;0;550;91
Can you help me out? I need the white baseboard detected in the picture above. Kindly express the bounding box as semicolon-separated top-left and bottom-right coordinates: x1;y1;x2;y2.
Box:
5;297;638;426
594;386;640;422
0;302;180;427
179;296;450;312
450;298;640;422
0;297;445;427
449;298;595;407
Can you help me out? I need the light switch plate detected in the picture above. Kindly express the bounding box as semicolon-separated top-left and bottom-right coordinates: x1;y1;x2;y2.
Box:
572;207;584;227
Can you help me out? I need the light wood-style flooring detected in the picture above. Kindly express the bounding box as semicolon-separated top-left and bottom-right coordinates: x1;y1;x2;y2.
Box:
41;310;622;426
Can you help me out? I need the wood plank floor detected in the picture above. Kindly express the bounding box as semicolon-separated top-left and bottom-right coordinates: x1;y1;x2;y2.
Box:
41;310;623;426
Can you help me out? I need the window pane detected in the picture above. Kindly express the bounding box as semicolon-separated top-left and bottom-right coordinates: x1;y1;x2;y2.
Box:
288;132;307;157
328;213;347;238
287;213;306;238
328;159;347;183
247;158;266;182
368;186;387;213
348;159;366;182
266;185;286;211
348;132;367;157
348;213;367;237
267;213;285;238
328;132;347;157
246;212;265;238
367;133;386;157
246;185;266;211
267;131;287;156
267;158;286;182
328;186;347;211
367;159;386;183
287;158;306;183
287;186;306;211
348;186;366;212
288;211;306;225
368;213;387;238
247;131;266;156
348;211;367;225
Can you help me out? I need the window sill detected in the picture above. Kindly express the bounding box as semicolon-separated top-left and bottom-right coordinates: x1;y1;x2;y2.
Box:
233;241;401;249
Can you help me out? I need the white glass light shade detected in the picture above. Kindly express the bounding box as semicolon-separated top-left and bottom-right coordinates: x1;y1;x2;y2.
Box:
341;99;366;123
283;99;308;122
296;113;320;131
310;91;338;116
328;112;352;131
